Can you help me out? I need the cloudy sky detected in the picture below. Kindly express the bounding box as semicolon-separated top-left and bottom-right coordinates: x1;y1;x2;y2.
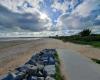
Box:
0;0;100;37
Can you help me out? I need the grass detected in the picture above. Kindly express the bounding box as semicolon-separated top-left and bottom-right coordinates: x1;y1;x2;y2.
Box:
51;34;100;48
70;41;100;48
54;52;63;80
54;52;60;65
91;58;100;64
91;42;100;47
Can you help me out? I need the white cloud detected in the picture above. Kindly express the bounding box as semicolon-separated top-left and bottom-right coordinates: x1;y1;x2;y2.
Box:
0;0;100;36
0;0;43;13
96;15;100;20
56;0;100;34
92;25;100;34
51;0;69;13
72;0;100;17
0;31;64;37
0;0;53;32
51;0;82;13
0;5;52;32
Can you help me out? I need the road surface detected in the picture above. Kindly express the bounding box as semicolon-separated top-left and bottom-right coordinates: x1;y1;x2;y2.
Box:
57;49;100;80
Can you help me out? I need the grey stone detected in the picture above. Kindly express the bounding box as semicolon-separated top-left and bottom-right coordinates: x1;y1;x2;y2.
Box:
16;64;37;73
45;76;55;80
5;71;25;80
37;77;44;80
27;76;37;80
2;49;57;80
44;65;56;76
26;59;37;66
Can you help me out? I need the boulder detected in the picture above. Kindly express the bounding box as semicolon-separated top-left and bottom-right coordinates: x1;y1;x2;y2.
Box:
4;71;25;80
27;76;37;80
16;64;37;73
44;65;56;77
25;59;37;66
37;77;44;80
45;76;55;80
2;49;57;80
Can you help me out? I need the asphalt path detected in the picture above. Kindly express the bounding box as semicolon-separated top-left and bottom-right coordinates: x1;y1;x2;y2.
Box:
57;49;100;80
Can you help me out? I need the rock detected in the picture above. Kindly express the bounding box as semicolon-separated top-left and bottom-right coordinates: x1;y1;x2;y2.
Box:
41;49;56;55
40;51;56;65
37;64;44;70
45;76;55;80
25;59;37;66
4;71;25;80
37;77;44;80
27;76;37;80
16;64;37;73
44;65;56;77
2;49;57;80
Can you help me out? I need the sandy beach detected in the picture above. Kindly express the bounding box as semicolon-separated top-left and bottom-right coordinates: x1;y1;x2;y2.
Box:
0;38;100;76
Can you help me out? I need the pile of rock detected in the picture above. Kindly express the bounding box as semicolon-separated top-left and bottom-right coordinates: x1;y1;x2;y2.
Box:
2;49;57;80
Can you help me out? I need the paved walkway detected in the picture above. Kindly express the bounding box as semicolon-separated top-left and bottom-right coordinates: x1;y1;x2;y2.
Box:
57;49;100;80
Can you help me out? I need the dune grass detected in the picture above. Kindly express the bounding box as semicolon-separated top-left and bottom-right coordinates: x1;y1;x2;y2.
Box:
69;41;100;48
52;34;100;48
91;42;100;47
54;52;63;80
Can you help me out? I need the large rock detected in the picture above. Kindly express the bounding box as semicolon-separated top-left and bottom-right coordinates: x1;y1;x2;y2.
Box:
44;65;56;77
41;49;56;55
27;76;37;80
3;71;25;80
45;76;55;80
25;59;37;66
40;50;56;65
16;64;37;73
37;77;44;80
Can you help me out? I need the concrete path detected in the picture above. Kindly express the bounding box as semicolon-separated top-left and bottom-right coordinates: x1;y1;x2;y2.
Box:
57;49;100;80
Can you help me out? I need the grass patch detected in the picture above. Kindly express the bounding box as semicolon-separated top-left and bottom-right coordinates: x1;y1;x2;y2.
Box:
54;52;63;80
91;42;100;47
70;41;100;48
54;52;60;65
91;58;100;64
51;34;100;48
55;65;63;80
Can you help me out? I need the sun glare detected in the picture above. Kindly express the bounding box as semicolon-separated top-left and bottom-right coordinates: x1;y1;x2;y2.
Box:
40;13;48;20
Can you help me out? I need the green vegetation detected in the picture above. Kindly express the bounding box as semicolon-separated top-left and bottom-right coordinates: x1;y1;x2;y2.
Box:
54;51;60;65
51;29;100;48
91;58;100;64
54;52;63;80
55;65;63;80
79;29;91;37
91;42;100;47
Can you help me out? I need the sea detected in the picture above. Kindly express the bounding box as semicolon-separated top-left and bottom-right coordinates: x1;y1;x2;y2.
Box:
0;37;40;41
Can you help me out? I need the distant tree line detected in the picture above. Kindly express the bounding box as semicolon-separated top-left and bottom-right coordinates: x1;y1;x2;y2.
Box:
51;29;100;42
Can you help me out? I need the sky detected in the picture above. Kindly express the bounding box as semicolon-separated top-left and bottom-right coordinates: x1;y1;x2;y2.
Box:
0;0;100;37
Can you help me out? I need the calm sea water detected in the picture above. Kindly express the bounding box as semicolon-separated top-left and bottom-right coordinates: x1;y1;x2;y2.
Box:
0;37;40;41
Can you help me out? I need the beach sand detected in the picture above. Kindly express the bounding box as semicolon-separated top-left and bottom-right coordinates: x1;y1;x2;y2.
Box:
0;38;100;76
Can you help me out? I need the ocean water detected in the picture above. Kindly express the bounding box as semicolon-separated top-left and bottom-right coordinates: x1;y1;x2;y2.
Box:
0;37;40;41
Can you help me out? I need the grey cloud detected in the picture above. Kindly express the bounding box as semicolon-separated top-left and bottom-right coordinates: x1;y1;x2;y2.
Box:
56;0;100;34
0;5;51;32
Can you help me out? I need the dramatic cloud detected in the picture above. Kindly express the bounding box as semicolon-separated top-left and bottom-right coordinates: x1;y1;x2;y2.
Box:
51;0;68;13
0;0;100;37
0;5;52;32
0;0;43;13
56;0;100;33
